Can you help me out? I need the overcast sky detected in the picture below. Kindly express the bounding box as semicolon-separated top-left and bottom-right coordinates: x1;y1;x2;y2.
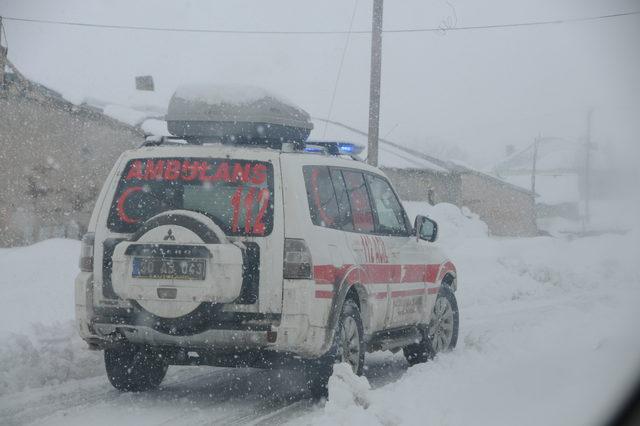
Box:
1;0;639;169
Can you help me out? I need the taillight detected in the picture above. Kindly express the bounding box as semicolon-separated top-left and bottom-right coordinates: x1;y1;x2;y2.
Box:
283;238;313;279
79;232;95;272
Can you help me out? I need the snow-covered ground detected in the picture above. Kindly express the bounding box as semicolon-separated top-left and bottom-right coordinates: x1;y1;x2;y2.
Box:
301;233;640;425
0;205;639;425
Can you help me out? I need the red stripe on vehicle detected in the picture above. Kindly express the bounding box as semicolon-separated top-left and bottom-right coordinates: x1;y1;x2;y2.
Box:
313;265;339;285
427;287;440;295
364;264;402;284
401;264;427;283
314;263;442;286
346;268;363;285
426;264;441;283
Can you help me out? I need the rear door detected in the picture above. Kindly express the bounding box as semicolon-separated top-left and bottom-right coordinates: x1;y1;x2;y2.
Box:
96;149;284;315
301;165;352;283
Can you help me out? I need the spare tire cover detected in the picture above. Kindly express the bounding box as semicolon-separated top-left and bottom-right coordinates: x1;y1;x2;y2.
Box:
111;210;244;319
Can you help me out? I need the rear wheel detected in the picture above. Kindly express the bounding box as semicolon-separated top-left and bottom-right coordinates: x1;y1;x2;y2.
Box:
306;299;365;399
104;344;168;392
404;285;459;366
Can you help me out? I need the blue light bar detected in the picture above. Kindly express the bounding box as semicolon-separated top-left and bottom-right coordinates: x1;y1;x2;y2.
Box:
337;142;364;155
303;146;325;153
304;141;364;156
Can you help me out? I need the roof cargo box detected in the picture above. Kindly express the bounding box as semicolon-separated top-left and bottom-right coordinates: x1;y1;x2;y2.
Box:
166;84;313;143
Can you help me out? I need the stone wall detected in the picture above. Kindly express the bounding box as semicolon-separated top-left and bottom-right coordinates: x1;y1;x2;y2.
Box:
381;167;461;204
384;167;537;237
0;86;141;246
460;173;537;237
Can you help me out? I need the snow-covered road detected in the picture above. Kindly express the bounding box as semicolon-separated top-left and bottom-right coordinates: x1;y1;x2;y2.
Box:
1;209;639;425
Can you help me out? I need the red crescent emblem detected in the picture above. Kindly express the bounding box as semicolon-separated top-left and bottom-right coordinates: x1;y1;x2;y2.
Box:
116;186;144;224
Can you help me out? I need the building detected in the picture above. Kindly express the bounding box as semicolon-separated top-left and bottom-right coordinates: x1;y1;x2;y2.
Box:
313;119;538;237
381;147;538;237
0;61;142;246
494;138;582;223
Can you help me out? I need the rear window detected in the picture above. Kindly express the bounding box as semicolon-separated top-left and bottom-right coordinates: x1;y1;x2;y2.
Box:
303;166;340;228
107;158;274;236
342;171;375;233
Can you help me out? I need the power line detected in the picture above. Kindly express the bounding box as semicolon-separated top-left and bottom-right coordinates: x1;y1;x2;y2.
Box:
387;10;640;33
323;0;359;137
1;10;638;35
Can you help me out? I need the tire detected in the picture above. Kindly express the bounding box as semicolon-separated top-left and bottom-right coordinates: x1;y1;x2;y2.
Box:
104;344;168;392
306;299;365;399
404;285;459;366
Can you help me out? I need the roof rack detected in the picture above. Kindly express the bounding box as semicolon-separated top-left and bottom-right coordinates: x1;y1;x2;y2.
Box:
142;135;191;147
141;136;365;161
141;134;304;149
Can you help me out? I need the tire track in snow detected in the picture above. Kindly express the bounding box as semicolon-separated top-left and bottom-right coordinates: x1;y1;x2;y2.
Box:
0;367;242;425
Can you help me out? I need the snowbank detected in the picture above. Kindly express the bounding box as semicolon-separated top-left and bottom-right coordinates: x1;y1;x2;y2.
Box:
0;239;79;337
321;363;375;424
402;201;489;247
0;323;102;396
0;239;102;396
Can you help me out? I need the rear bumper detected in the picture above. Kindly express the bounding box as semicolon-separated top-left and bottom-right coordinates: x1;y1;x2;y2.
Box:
92;322;271;350
76;274;332;358
85;318;327;358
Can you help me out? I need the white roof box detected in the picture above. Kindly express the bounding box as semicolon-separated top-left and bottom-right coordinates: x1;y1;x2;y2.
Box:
166;84;313;143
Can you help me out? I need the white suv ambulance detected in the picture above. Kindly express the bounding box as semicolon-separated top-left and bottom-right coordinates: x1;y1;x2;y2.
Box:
75;86;459;397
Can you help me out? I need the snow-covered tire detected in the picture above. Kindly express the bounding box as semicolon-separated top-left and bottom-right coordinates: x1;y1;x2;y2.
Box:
104;344;168;392
305;299;365;399
404;285;459;366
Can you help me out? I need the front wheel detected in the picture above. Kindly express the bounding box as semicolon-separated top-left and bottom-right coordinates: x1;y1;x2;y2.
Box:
306;299;365;398
104;344;168;392
404;285;459;366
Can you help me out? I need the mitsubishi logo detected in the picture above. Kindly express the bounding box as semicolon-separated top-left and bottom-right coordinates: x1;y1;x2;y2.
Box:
163;229;176;241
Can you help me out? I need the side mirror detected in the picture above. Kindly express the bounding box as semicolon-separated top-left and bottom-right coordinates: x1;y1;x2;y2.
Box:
415;215;438;242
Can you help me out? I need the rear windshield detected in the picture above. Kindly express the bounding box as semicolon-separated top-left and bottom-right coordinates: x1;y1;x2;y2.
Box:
107;158;274;236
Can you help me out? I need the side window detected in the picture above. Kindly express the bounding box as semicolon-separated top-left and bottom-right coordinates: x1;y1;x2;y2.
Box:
303;166;340;228
342;170;375;233
366;174;410;235
329;169;354;231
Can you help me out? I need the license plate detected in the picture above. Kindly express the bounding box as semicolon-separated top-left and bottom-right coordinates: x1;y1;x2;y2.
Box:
132;257;206;280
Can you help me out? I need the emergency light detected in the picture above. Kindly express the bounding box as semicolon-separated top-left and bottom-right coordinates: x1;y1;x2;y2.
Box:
304;141;364;156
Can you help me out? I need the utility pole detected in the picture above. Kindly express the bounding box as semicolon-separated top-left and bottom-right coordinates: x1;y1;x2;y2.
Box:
531;135;540;227
583;108;593;231
531;135;540;195
367;0;383;166
0;16;6;86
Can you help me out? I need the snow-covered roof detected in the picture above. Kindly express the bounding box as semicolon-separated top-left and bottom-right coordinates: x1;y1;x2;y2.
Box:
504;173;580;205
497;140;579;173
494;137;609;174
378;144;450;172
